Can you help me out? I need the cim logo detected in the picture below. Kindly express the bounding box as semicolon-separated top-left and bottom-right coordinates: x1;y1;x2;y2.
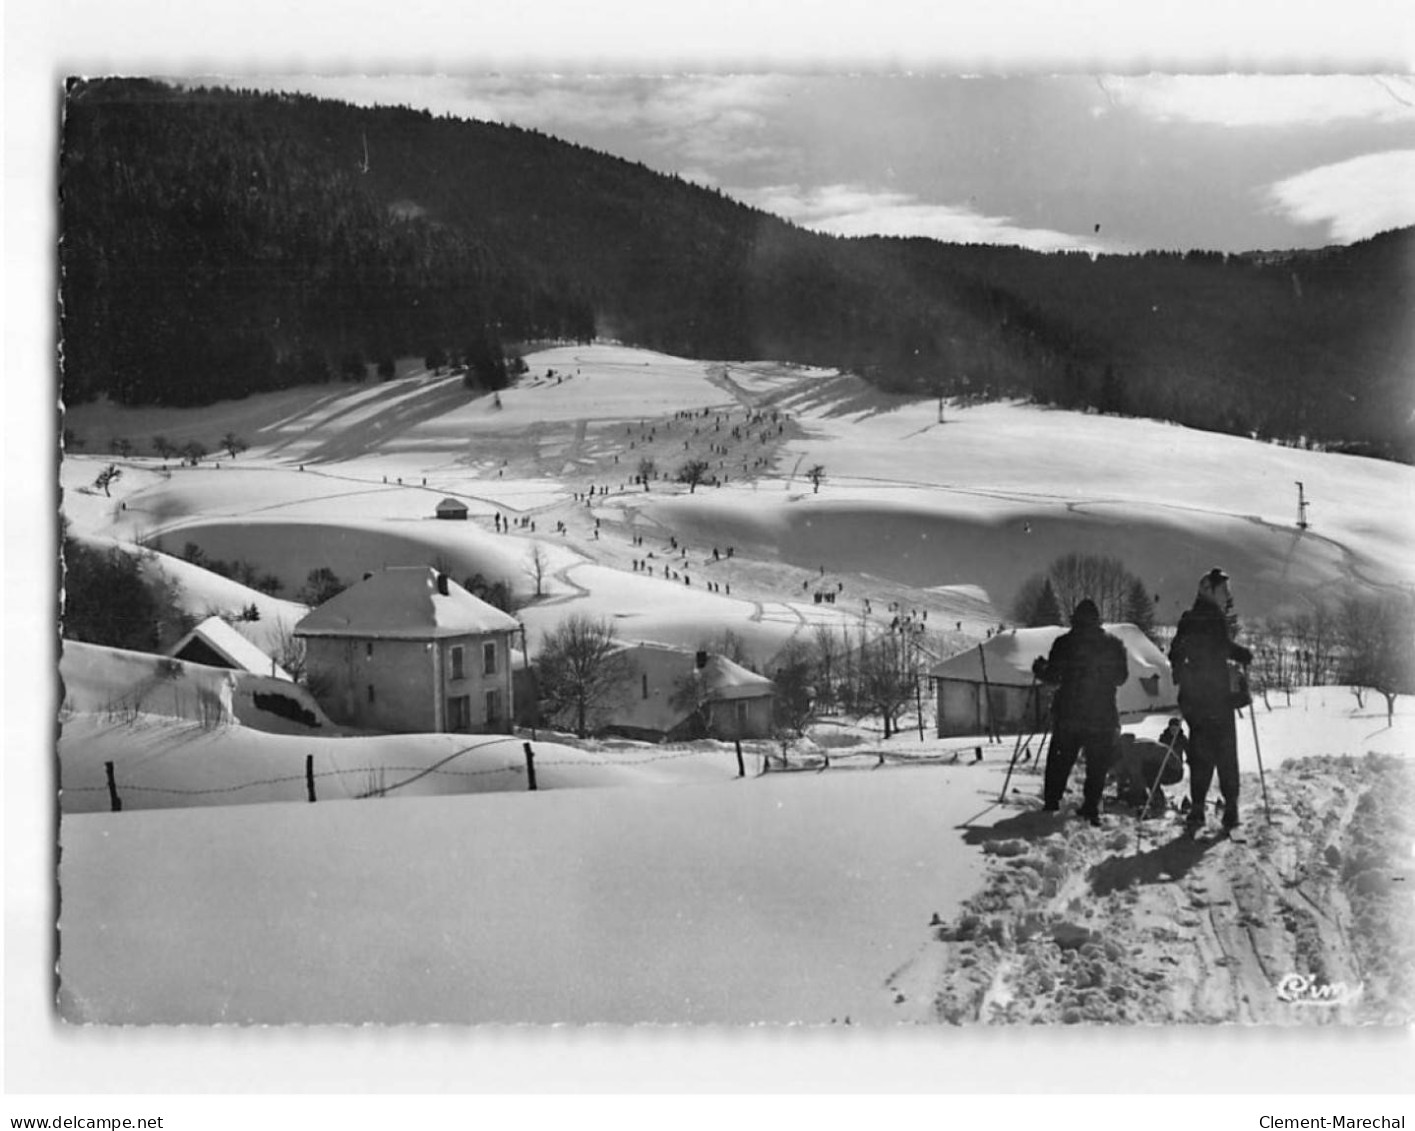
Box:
1276;972;1364;1007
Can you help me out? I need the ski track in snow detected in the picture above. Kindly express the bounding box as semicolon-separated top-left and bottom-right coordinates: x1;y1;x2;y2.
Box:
897;754;1413;1025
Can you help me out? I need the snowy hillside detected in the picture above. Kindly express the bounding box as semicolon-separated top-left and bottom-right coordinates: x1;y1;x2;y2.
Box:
56;343;1415;1026
57;690;1414;1024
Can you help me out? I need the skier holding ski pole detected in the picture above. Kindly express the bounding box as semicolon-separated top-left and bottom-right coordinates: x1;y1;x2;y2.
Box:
1168;567;1253;836
1031;598;1128;826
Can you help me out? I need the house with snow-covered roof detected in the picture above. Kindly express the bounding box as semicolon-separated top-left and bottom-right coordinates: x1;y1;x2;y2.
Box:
169;615;291;681
928;622;1176;738
294;567;520;734
595;642;777;741
434;497;469;520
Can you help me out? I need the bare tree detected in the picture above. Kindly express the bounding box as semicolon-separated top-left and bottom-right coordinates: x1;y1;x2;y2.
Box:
695;628;753;669
1290;602;1340;686
1339;592;1415;724
181;440;208;466
220;432;249;459
811;622;844;711
534;614;630;738
110;436;133;458
93;464;122;496
771;637;819;736
1015;553;1149;625
857;626;924;738
669;667;715;739
676;459;711;493
523;543;550;598
807;464;826;494
152;435;177;461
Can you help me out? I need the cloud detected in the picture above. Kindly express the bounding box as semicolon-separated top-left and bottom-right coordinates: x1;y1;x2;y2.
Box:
1103;74;1415;128
736;183;1106;252
1265;150;1415;243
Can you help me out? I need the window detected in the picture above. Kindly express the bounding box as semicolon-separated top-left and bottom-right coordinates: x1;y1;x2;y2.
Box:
450;645;465;680
642;673;649;700
365;641;373;659
483;641;497;676
367;684;375;704
735;700;749;731
485;689;502;727
448;695;470;731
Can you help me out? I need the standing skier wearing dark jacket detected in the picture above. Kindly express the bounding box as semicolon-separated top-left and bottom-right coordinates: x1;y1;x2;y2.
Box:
1031;598;1129;825
1168;567;1253;833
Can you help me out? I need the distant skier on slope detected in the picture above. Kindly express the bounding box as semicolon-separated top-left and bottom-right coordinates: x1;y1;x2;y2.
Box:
1169;567;1253;834
1031;597;1129;826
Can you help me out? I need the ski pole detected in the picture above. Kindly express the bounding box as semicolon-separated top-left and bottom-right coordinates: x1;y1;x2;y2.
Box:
1248;691;1273;825
999;680;1038;802
977;643;1001;744
1136;733;1181;853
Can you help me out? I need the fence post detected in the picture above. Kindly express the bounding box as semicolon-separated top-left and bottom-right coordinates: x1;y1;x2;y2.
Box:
105;761;122;812
523;741;538;791
306;754;316;803
734;738;745;778
974;745;983;763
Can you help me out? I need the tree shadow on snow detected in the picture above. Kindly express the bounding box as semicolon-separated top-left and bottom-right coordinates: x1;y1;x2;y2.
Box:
1087;833;1216;895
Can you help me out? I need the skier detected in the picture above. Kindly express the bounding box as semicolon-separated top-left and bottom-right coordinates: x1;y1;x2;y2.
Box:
1032;598;1128;825
1110;729;1185;814
1169;567;1253;834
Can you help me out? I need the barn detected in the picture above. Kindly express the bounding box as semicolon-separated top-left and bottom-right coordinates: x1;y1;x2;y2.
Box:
929;623;1176;738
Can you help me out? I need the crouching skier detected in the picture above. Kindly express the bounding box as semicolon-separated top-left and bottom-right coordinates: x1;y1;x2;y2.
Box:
1169;567;1253;835
1111;726;1185;815
1031;598;1129;826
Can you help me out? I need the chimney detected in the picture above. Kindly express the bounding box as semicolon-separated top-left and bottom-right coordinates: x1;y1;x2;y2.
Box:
695;650;708;669
436;573;449;596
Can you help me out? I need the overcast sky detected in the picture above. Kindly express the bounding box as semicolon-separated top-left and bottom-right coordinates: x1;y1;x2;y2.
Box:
221;72;1415;255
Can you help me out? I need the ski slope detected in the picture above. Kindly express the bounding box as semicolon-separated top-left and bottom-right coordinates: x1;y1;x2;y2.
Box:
56;342;1415;1026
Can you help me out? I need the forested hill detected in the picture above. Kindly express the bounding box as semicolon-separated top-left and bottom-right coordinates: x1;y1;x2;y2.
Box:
60;79;1414;461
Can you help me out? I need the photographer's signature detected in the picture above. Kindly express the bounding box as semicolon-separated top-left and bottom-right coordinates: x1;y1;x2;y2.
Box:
1276;972;1363;1006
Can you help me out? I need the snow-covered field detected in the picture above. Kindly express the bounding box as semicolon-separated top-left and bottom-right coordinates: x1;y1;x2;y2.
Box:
54;343;1415;1026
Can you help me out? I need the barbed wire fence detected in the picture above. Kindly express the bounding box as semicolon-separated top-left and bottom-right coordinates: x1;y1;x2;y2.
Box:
65;729;1044;814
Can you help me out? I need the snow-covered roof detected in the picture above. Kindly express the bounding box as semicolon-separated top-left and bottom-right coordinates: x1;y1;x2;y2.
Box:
930;623;1175;714
614;641;775;702
435;497;468;514
698;654;777;701
294;567;520;640
169;615;292;681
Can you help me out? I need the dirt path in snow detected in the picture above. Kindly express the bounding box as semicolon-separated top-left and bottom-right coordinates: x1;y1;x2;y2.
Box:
887;753;1414;1025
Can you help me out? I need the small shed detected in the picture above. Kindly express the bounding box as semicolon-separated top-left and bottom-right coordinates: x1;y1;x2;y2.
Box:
435;497;469;520
169;615;292;681
929;623;1176;738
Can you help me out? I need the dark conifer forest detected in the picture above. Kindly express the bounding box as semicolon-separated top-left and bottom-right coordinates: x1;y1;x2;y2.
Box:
59;79;1414;461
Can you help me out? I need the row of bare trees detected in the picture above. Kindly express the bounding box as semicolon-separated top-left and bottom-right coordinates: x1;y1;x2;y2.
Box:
1012;552;1155;635
530;613;939;741
1245;592;1415;722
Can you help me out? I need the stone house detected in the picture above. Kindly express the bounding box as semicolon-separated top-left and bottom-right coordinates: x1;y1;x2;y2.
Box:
294;567;519;734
